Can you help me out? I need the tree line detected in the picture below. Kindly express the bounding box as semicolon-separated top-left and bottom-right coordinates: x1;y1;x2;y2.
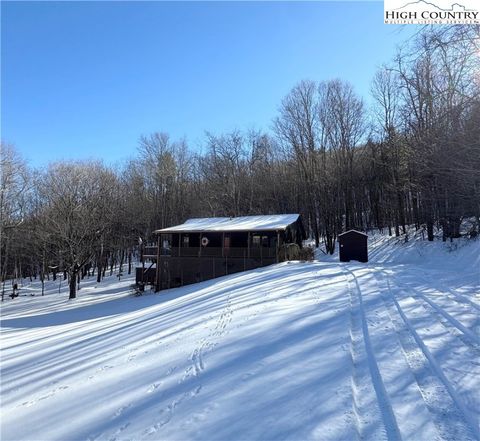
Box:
1;25;479;299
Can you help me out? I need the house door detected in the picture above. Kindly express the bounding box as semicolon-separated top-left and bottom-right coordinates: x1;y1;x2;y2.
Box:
224;234;230;256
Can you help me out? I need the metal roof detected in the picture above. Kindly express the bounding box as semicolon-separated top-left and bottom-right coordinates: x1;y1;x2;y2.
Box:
155;214;300;234
338;229;368;237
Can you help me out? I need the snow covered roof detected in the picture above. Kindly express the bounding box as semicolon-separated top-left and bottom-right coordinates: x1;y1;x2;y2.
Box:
156;214;300;233
338;229;368;237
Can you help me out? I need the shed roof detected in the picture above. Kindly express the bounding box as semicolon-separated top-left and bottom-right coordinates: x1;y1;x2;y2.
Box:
338;229;368;237
155;214;300;233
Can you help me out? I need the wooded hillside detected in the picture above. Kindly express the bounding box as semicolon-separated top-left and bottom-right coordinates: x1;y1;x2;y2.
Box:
1;26;479;299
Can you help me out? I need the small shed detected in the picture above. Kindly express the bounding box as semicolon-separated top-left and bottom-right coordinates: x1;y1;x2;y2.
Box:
338;230;368;263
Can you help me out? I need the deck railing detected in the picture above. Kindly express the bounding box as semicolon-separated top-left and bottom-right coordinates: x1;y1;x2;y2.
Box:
176;246;276;259
144;246;277;259
143;246;170;257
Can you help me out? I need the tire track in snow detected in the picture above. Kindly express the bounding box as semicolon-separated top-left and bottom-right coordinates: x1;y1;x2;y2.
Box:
375;270;468;441
387;273;480;422
378;270;479;441
361;270;441;441
344;268;401;441
348;289;381;441
415;286;480;347
395;291;480;437
415;291;479;353
398;280;479;348
410;268;480;314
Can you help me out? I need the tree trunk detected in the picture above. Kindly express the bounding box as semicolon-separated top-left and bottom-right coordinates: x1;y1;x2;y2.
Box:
119;249;125;273
69;271;77;299
96;259;102;283
110;255;115;276
451;217;461;238
442;219;449;242
427;220;434;241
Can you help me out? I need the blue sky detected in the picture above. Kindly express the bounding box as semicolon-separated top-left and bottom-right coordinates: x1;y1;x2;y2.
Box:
2;1;416;166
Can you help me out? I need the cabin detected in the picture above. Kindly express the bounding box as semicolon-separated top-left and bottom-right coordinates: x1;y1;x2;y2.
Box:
338;230;368;263
137;214;305;291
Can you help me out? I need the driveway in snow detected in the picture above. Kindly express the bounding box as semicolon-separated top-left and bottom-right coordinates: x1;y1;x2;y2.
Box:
1;238;479;441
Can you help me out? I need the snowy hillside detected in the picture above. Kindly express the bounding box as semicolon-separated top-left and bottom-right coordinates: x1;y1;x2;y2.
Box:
1;236;479;441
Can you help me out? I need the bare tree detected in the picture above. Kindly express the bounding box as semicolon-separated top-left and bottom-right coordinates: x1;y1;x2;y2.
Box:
36;162;117;299
318;79;366;234
274;80;321;246
0;143;29;300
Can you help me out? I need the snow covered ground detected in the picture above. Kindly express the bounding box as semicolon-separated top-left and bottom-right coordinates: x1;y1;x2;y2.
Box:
1;235;479;441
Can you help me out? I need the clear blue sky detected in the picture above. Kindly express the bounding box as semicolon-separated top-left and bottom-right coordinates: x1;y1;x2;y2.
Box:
2;1;415;166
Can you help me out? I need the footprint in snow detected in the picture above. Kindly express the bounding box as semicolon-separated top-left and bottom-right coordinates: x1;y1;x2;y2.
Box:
22;400;35;407
98;365;113;372
143;423;161;436
191;385;202;396
147;382;163;393
109;422;130;441
241;372;254;381
113;404;131;418
166;366;177;375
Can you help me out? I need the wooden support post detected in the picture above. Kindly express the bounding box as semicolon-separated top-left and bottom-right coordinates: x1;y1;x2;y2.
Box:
199;233;202;257
155;235;161;292
276;231;280;263
179;233;182;257
222;232;225;258
247;232;250;259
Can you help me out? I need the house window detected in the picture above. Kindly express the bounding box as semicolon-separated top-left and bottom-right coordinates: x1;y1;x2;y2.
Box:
253;235;270;246
183;235;189;247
